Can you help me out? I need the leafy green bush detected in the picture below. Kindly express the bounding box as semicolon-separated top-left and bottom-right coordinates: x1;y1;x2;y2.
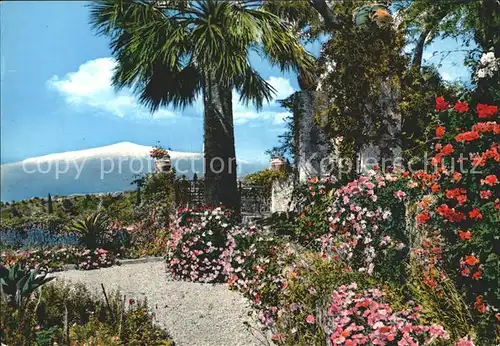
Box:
0;281;174;345
244;169;288;200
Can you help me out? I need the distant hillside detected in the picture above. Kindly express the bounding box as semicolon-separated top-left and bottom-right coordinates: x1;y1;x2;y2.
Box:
1;142;267;201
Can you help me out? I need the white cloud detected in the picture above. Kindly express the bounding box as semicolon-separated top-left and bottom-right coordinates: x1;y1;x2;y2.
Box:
48;57;176;119
234;111;290;126
48;57;295;125
267;76;295;101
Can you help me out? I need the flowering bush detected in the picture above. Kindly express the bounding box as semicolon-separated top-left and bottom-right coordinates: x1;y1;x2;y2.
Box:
412;97;499;342
75;248;118;270
1;247;119;272
321;171;415;282
271;177;335;248
1;247;77;272
321;282;450;345
223;225;295;324
165;207;235;283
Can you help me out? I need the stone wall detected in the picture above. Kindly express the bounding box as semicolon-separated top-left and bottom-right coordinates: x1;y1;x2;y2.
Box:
271;176;295;213
294;90;333;182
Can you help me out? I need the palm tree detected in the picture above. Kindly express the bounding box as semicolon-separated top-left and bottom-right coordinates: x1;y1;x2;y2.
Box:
89;0;313;213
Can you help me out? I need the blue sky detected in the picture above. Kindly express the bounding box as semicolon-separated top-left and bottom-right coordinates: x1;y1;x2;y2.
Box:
0;1;472;165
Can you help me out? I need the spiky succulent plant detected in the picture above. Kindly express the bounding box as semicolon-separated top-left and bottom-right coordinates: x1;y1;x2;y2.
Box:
0;262;54;309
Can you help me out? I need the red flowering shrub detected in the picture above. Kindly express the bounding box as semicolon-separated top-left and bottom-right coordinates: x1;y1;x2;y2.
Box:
414;97;499;342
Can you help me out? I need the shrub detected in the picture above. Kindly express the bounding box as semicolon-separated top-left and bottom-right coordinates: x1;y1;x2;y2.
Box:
270;177;335;247
412;97;499;342
223;225;295;313
166;207;235;282
320;282;450;345
321;171;414;283
68;211;108;249
1;281;174;345
75;248;118;270
244;169;288;200
1;247;119;272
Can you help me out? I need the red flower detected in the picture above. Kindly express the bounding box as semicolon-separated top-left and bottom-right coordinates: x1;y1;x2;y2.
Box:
416;212;430;224
453;100;469;113
128;298;135;305
477;104;498;119
452;172;462;182
468;208;483;220
430;183;440;193
457;230;472;241
481;174;498;186
474;296;486;313
464;255;479;266
435;96;449;111
472;121;498;133
472;270;482;280
435;125;445;138
455;130;480;143
440;144;454;155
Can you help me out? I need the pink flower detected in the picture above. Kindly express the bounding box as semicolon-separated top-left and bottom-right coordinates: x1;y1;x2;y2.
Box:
305;314;315;324
393;190;406;201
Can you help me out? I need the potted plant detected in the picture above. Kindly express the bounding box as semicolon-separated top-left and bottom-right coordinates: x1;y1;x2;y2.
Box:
150;146;171;172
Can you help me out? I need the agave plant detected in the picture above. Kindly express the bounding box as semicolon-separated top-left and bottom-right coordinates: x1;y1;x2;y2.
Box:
68;211;108;249
0;262;54;310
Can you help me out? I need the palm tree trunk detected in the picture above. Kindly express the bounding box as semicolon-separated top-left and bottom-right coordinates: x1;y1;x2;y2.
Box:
202;73;240;214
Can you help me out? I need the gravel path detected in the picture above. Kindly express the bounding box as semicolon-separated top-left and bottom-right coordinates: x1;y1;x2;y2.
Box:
53;261;270;346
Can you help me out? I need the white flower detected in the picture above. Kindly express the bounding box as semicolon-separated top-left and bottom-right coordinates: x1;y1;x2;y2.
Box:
475;51;499;80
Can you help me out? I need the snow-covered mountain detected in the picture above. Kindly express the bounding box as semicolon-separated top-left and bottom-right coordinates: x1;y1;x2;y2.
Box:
1;142;266;201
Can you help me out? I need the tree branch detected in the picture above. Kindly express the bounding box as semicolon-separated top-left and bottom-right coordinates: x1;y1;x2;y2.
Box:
411;28;431;70
309;0;342;31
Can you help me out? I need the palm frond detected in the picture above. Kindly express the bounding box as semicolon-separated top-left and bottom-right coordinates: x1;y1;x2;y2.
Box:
234;65;276;110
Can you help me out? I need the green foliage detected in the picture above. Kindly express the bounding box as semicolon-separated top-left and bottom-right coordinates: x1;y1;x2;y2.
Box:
406;260;474;343
268;178;335;248
47;193;53;214
68;211;107;249
402;0;499;56
136;172;176;227
319;3;407;160
244;169;288;200
0;262;54;310
1;281;174;345
400;67;464;165
89;0;313;112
